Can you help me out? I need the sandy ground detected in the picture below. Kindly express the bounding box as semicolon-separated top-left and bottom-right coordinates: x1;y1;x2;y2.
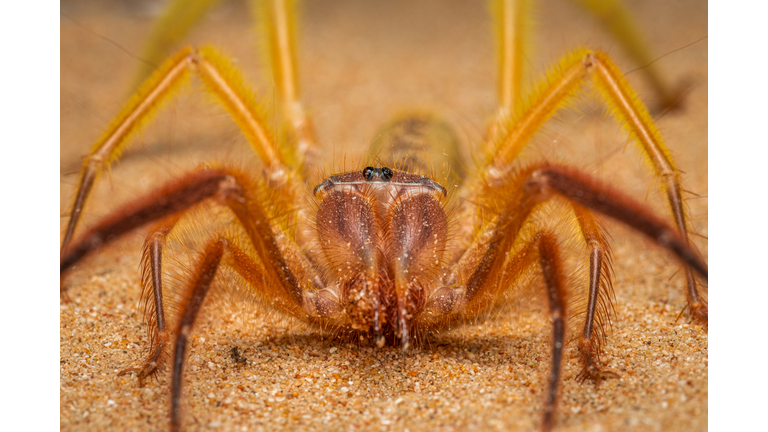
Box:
61;0;708;431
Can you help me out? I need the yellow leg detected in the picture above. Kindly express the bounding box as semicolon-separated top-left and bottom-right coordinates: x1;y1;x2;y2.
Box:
61;46;301;258
569;0;682;110
131;0;223;87
487;0;681;144
490;0;531;125
134;0;319;167
256;0;319;170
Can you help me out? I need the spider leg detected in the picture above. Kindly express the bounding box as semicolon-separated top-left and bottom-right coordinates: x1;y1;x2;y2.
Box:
570;204;618;384
526;164;707;279
62;166;322;306
259;0;319;169
61;168;231;278
488;0;530;142
438;162;705;431
535;232;568;432
449;161;705;322
425;227;569;432
489;0;680;138
60;166;352;428
61;45;307;261
129;0;220;86
567;0;682;110
443;165;617;383
134;0;319;169
167;237;227;432
468;48;706;323
163;232;320;432
117;215;182;386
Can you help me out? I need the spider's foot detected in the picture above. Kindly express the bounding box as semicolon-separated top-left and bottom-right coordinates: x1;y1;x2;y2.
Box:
576;358;619;388
576;338;619;388
118;333;168;387
576;366;619;388
118;358;161;387
60;277;74;303
689;302;708;329
60;290;72;304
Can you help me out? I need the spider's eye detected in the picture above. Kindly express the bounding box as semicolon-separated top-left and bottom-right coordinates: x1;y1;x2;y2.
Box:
362;166;375;181
380;167;393;181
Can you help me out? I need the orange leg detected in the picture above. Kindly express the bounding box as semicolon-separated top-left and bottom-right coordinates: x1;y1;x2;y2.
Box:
168;237;226;432
117;215;181;385
134;0;319;168
526;165;707;278
423;227;570;431
452;163;706;318
441;162;706;431
162;232;306;432
60;168;231;278
567;0;683;110
259;0;319;169
536;232;568;432
490;231;572;432
61;167;341;422
61;166;320;310
570;204;618;383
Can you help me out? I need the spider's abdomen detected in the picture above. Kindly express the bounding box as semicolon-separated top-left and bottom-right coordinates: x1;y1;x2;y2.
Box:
313;167;448;346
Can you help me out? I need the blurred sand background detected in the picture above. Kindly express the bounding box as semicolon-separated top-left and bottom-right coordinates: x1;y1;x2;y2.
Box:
61;0;708;431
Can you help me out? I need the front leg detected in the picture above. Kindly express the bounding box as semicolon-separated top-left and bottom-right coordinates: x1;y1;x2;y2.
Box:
168;237;227;432
442;161;707;431
570;203;619;385
424;230;570;432
118;216;180;385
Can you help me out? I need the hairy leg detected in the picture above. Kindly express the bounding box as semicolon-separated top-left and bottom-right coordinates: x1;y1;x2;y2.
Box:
461;48;706;323
60;45;305;259
168;237;226;432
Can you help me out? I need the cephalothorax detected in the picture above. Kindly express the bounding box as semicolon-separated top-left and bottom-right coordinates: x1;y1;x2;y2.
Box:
311;166;449;348
60;1;707;431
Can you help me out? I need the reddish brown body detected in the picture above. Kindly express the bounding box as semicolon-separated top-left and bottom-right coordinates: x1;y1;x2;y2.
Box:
311;167;449;347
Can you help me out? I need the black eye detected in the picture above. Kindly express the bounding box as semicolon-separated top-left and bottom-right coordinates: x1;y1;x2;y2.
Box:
362;166;375;181
380;167;393;181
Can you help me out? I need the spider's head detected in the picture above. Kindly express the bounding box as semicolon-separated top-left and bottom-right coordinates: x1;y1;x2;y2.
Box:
312;166;449;348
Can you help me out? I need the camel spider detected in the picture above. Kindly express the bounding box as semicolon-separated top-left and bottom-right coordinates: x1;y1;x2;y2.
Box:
60;1;708;431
